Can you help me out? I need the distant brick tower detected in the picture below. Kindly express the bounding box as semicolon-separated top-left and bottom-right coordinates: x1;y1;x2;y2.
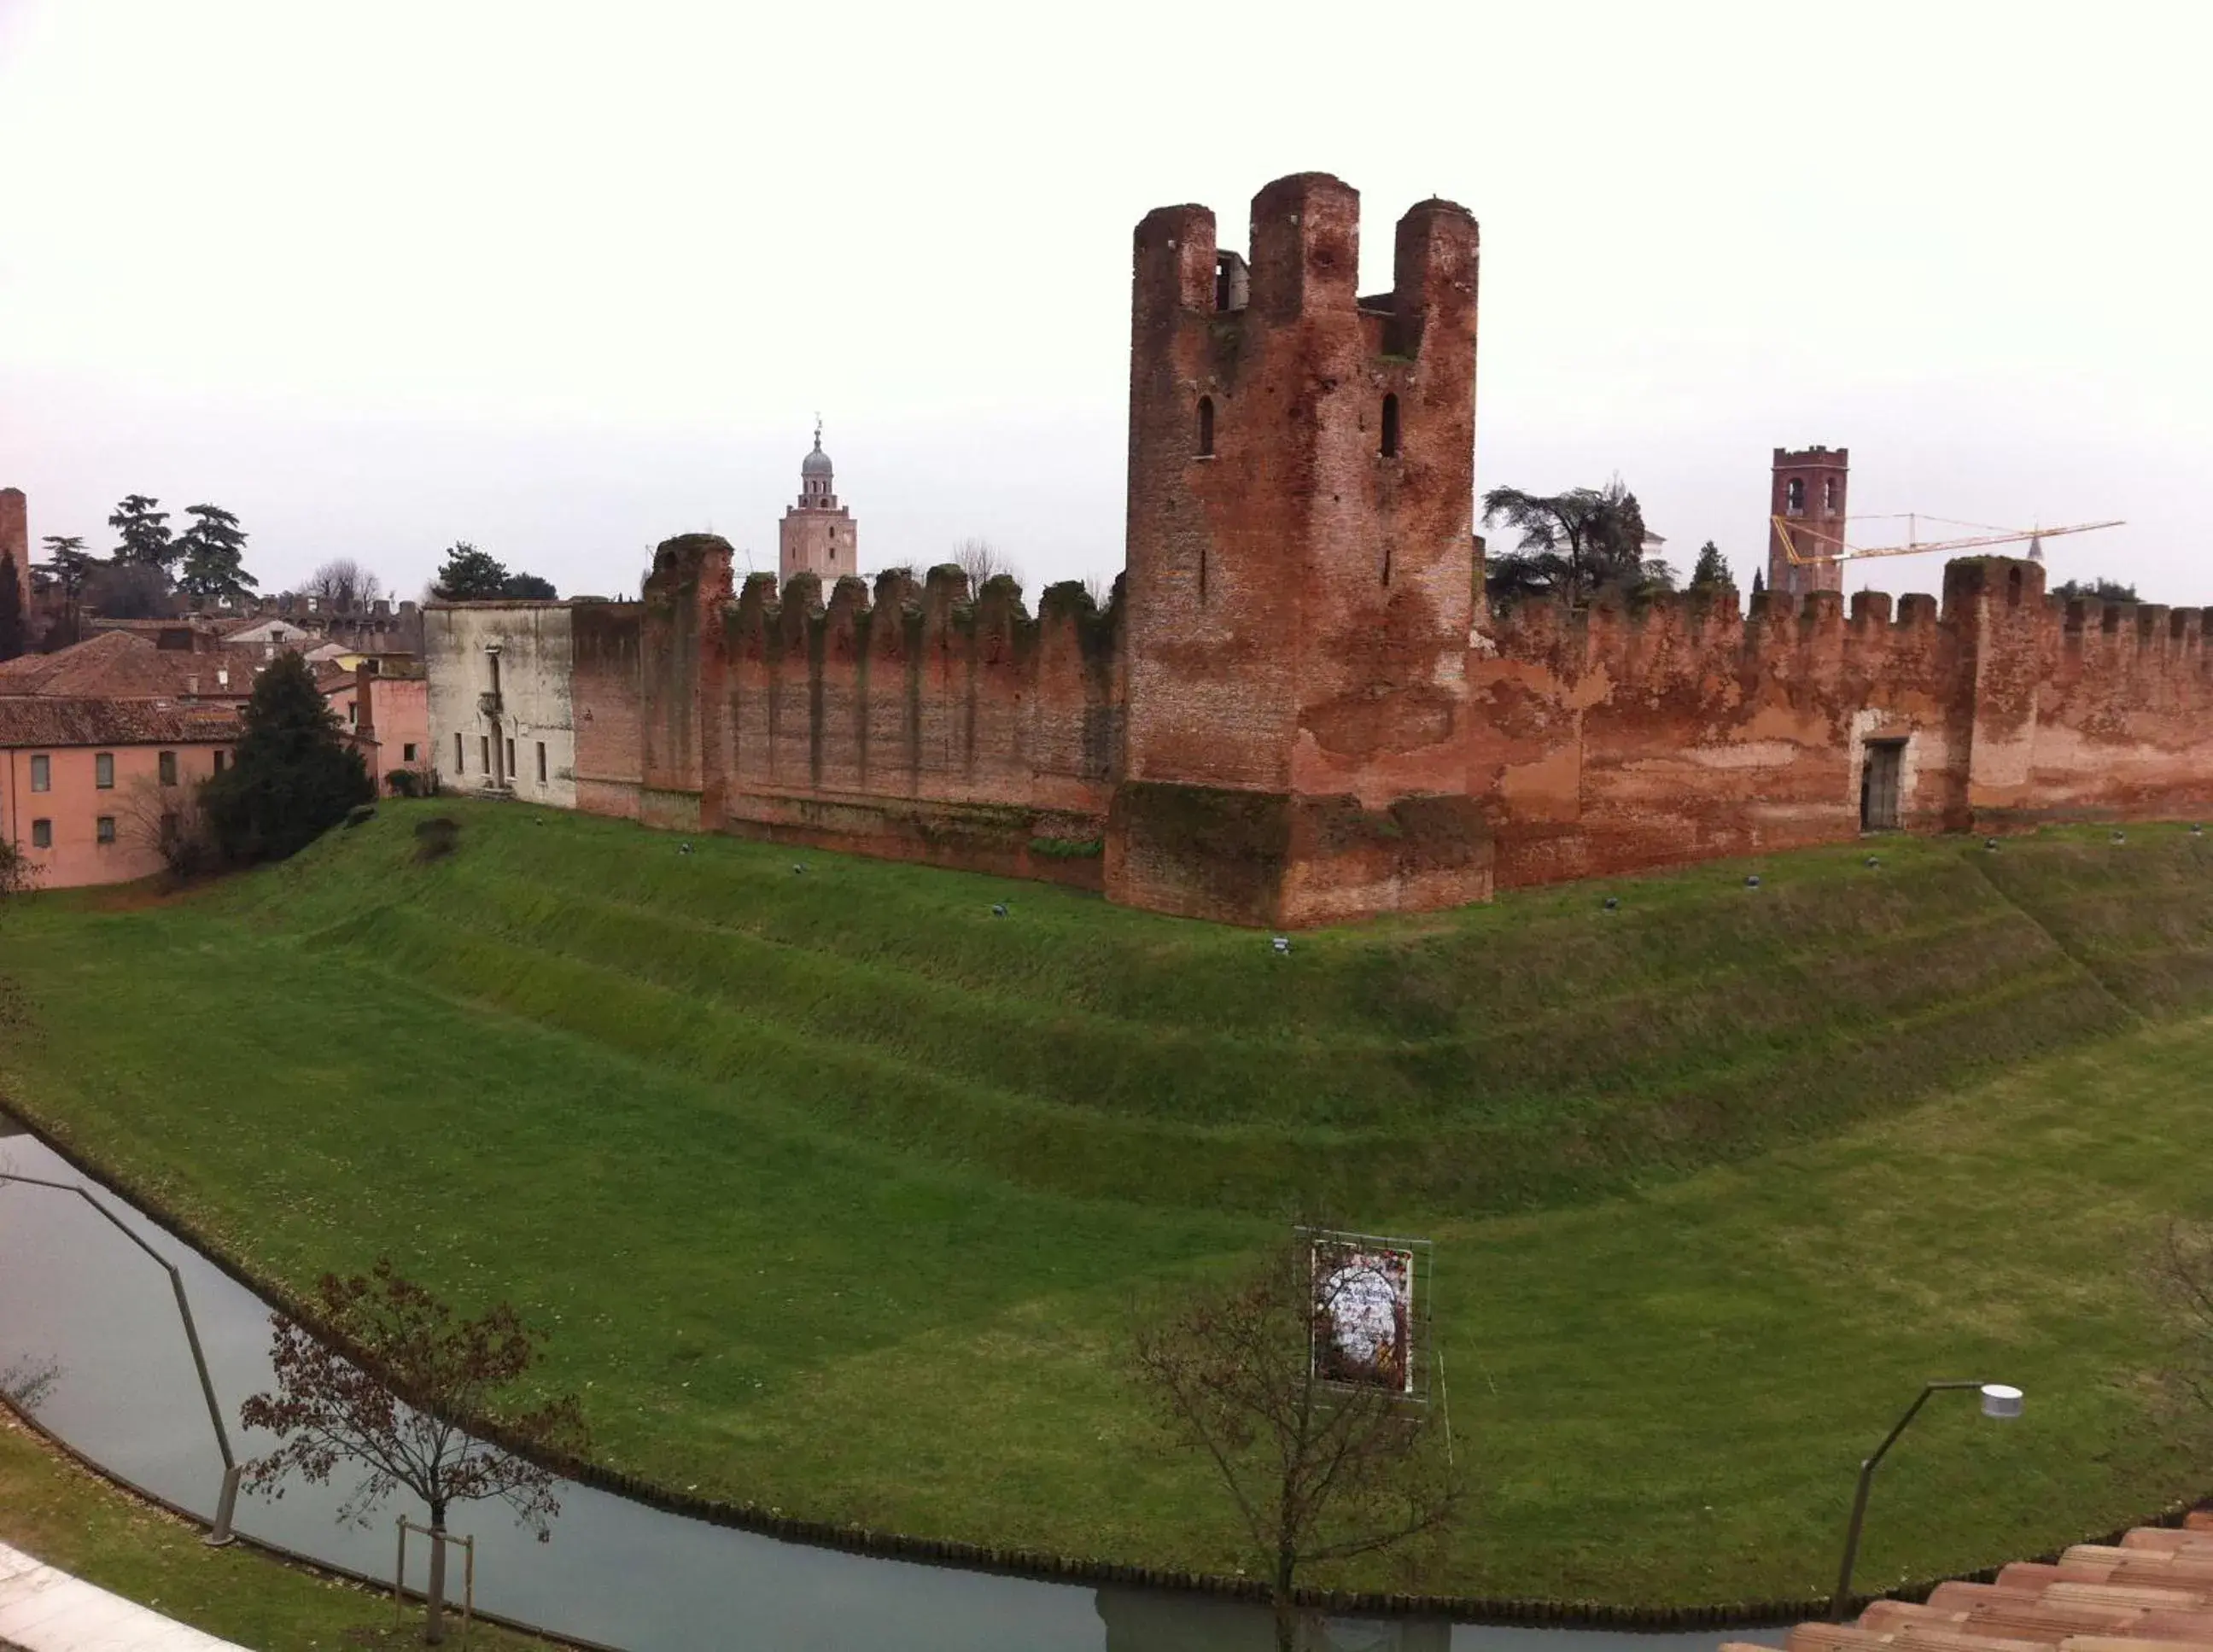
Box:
1106;172;1492;927
0;487;27;616
778;422;858;584
1766;446;1848;598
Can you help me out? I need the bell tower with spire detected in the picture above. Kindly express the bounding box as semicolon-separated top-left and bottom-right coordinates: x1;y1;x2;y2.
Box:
778;419;859;585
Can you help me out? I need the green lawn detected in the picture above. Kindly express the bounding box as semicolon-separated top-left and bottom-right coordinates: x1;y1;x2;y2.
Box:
4;801;2213;1606
0;1408;572;1649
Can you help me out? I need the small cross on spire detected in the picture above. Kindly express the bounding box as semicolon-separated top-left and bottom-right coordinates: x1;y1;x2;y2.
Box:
814;413;823;451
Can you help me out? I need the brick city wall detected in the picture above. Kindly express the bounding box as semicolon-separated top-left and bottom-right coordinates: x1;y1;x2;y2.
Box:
1470;557;2213;889
578;536;1124;887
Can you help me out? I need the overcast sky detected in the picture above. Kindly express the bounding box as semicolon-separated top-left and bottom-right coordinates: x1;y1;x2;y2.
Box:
3;1;2207;607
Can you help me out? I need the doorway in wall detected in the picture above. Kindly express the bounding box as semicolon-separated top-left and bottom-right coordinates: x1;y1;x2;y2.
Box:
1861;739;1905;831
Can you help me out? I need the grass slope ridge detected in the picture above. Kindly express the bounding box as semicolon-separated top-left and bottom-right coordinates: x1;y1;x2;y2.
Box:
8;803;2213;1606
201;806;2206;1213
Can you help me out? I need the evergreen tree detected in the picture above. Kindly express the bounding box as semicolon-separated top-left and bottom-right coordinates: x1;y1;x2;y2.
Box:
175;504;260;604
0;552;25;662
501;571;558;599
38;535;96;604
201;652;373;864
108;494;175;569
1480;476;1673;605
1752;569;1766;598
1689;540;1733;589
2053;577;2140;603
432;541;511;600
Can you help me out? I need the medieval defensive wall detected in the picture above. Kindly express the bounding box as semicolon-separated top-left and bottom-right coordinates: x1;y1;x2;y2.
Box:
429;172;2213;926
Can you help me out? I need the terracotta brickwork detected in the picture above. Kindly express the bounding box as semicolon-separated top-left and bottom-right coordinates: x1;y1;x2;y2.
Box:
0;487;26;616
406;169;2213;927
1471;558;2213;889
1107;173;1489;926
1766;446;1849;598
578;536;1121;884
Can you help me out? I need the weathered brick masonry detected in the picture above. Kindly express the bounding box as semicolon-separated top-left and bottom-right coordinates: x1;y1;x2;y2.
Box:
472;170;2213;925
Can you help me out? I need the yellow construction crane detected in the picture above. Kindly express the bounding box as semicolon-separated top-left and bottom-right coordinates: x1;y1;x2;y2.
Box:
1774;513;2125;566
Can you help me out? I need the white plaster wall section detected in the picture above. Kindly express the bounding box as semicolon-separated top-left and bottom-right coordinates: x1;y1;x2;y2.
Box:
423;604;580;808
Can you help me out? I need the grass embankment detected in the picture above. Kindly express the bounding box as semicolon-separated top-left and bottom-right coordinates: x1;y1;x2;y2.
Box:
5;803;2213;1606
0;1406;569;1649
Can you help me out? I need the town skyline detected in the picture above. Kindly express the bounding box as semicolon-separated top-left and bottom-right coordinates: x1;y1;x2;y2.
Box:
4;1;2207;605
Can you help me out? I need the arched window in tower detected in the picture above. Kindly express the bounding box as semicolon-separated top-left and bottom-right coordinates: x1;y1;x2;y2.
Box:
1380;394;1400;458
1824;476;1840;512
1787;478;1806;516
1196;396;1215;458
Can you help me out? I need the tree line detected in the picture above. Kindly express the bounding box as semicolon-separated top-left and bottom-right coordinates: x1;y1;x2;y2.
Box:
0;494;561;663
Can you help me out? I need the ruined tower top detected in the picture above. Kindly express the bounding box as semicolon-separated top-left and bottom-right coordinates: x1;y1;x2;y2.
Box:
1111;172;1489;926
1766;445;1848;598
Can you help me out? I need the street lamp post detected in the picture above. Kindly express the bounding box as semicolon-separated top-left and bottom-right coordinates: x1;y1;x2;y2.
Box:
0;1171;244;1545
1830;1379;2023;1620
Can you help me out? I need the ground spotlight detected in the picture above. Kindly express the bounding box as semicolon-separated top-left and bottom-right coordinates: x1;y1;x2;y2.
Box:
1270;936;1290;954
1745;874;1761;889
1603;896;1619;911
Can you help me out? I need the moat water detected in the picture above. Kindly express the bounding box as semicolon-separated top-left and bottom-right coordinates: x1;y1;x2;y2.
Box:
0;1119;1777;1651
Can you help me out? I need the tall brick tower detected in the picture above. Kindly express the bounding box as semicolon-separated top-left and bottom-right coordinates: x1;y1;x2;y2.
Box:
1766;446;1848;598
1106;172;1492;927
0;487;27;616
778;422;858;584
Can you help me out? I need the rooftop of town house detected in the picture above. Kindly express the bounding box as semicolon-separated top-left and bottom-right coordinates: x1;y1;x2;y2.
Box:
0;632;259;700
0;695;242;748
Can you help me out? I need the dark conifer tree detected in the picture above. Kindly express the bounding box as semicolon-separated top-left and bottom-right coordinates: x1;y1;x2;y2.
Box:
108;494;175;569
175;504;260;604
201;652;372;863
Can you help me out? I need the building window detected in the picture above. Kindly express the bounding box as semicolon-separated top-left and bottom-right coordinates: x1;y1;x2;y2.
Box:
1824;476;1840;513
347;703;359;726
213;750;227;773
536;741;547;785
1786;477;1805;516
96;815;115;845
29;755;48;792
404;743;417;762
30;819;50;849
455;732;465;770
481;735;491;775
95;752;115;789
1196;395;1215;458
1380;394;1400;458
159;750;178;786
505;738;516;778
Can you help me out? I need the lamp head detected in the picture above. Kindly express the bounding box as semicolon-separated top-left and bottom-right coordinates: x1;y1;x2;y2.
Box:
1979;1383;2023;1420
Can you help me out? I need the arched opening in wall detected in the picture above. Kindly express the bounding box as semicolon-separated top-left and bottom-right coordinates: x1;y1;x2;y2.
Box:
1380;394;1400;458
1786;478;1806;515
1861;738;1906;832
1196;396;1215;458
1824;476;1840;512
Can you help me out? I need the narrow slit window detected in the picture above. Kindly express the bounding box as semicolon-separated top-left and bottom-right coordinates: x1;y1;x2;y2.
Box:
454;732;464;770
536;741;547;785
1196;396;1214;458
1380;394;1400;458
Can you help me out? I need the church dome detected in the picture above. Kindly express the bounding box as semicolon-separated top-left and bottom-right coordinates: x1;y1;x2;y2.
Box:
802;427;833;477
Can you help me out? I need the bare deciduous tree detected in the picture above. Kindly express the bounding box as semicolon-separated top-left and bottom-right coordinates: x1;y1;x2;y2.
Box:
952;537;1016;592
1131;1234;1463;1652
241;1259;588;1644
2;1355;61;1413
308;558;387;613
2152;1221;2213;1446
119;776;214;880
0;835;38;912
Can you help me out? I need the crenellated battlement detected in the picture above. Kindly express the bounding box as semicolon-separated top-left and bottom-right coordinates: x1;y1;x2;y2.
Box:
463;164;2213;927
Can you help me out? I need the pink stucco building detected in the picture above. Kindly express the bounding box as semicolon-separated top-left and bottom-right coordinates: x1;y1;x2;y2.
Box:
0;700;241;889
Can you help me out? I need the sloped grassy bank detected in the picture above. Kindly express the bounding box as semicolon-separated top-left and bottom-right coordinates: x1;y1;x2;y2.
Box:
6;803;2213;1605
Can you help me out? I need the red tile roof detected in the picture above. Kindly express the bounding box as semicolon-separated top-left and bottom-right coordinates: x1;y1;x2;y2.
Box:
0;697;242;749
0;632;256;700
